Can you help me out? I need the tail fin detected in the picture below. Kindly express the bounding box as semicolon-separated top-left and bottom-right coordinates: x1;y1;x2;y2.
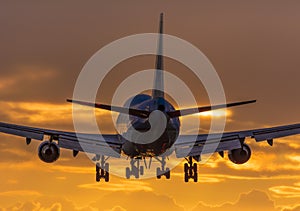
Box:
152;13;164;99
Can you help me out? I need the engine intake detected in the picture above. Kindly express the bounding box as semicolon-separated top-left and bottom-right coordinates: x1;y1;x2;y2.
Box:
228;143;251;164
38;141;60;163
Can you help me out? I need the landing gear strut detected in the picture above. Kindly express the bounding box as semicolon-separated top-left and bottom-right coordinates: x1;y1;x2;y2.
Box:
156;156;170;179
184;156;198;182
95;155;109;182
126;158;144;179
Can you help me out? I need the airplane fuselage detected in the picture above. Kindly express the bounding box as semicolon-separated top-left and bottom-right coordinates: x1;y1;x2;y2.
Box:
119;94;180;158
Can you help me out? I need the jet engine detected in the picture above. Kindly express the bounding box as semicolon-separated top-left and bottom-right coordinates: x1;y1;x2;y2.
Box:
228;143;251;164
38;141;60;163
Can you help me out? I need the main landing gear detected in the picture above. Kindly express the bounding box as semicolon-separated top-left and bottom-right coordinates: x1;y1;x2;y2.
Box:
126;158;144;179
94;155;109;182
184;156;198;182
156;156;170;179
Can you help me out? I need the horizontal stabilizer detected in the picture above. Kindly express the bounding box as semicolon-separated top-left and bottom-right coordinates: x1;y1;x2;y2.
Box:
167;100;256;118
67;99;150;118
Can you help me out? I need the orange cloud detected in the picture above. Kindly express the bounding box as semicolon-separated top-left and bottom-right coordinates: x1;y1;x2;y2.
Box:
2;196;95;211
0;101;115;133
269;183;300;198
0;190;42;197
0;65;57;91
78;180;153;192
282;204;300;211
192;190;276;211
90;191;184;211
108;206;127;211
49;165;94;174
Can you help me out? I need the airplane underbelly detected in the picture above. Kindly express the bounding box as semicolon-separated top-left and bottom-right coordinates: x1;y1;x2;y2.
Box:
121;123;179;157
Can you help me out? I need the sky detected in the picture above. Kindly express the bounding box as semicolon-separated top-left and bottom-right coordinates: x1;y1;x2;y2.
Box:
1;1;300;210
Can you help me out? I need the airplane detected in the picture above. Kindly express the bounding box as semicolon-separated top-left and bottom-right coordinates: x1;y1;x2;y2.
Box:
1;13;300;183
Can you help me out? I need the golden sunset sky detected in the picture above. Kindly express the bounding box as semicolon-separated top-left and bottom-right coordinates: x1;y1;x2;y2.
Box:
1;1;300;210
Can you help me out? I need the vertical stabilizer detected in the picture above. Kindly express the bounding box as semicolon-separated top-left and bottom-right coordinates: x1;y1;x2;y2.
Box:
152;13;164;99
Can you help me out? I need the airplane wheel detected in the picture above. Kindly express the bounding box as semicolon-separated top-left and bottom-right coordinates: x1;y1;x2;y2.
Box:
126;167;130;179
105;172;109;182
100;169;104;176
184;172;189;182
193;173;198;183
134;172;139;179
140;166;144;176
105;163;109;172
184;163;189;173
133;167;139;179
193;163;197;173
156;167;161;179
165;168;170;179
96;174;100;182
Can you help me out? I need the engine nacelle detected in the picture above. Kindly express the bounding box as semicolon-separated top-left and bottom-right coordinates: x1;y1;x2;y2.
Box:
228;143;251;164
38;141;60;163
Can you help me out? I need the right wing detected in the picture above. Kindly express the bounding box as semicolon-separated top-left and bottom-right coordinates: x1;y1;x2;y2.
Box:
0;122;123;157
174;123;300;158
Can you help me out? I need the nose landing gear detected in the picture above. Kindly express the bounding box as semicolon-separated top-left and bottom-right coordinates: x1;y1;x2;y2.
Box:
126;158;144;179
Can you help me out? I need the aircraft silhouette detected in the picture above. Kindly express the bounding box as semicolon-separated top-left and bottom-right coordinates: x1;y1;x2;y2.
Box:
1;13;299;182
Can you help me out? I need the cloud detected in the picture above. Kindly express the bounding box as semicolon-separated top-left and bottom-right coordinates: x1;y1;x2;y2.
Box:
0;65;64;102
0;190;41;197
1;191;183;211
269;183;300;198
49;165;94;174
91;191;184;211
282;205;300;211
108;206;127;211
78;180;153;192
192;190;276;211
0;100;115;133
2;196;95;211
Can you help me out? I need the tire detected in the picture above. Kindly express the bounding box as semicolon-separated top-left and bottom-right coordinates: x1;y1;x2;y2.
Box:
140;166;144;176
184;163;189;173
193;173;198;183
105;163;109;172
126;167;130;179
165;168;170;179
96;164;100;172
134;171;139;179
105;172;109;182
184;172;189;182
96;174;100;182
156;167;161;179
193;163;197;173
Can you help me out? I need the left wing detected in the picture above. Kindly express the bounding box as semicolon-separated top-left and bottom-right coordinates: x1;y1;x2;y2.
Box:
174;123;300;158
0;122;122;157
